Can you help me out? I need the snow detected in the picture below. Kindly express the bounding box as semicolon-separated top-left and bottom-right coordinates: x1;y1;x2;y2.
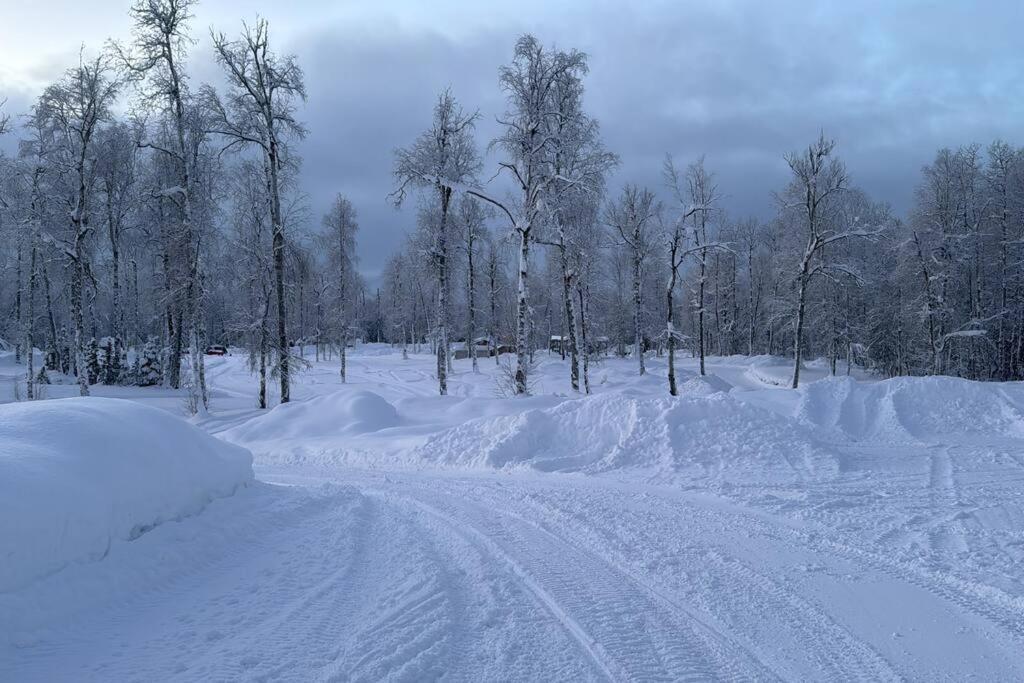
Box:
0;397;253;594
2;347;1024;680
415;390;840;484
796;375;1024;443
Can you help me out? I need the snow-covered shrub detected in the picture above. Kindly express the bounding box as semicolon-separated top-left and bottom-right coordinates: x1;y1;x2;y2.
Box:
137;337;163;386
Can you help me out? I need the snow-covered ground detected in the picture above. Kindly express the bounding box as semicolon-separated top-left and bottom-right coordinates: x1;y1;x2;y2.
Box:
2;347;1024;680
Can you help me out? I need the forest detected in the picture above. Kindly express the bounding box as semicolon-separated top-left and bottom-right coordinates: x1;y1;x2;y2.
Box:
2;0;1023;413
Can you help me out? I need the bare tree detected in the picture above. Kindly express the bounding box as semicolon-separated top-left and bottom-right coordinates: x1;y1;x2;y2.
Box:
94;122;139;377
782;134;867;388
457;196;488;372
38;53;121;396
322;194;358;381
459;35;594;394
664;156;722;377
392;89;480;395
210;18;307;404
662;159;701;395
606;185;659;376
116;0;211;405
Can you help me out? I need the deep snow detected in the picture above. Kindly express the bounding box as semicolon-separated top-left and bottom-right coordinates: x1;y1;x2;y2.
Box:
0;397;253;594
1;347;1023;680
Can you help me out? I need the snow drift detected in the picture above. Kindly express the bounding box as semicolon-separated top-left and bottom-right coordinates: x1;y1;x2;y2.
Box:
223;389;401;446
0;398;253;592
796;376;1024;443
417;391;839;483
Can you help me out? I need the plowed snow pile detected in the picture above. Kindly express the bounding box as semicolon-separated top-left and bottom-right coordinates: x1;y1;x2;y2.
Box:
0;398;253;592
796;376;1024;443
417;391;839;483
224;389;401;444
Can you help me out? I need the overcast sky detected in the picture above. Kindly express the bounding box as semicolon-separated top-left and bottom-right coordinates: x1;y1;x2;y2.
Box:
3;1;1023;281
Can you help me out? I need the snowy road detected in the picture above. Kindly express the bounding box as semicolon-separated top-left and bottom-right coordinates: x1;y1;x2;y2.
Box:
7;466;1023;680
3;350;1024;680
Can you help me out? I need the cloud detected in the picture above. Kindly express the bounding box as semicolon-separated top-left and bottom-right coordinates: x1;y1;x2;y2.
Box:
4;0;1024;280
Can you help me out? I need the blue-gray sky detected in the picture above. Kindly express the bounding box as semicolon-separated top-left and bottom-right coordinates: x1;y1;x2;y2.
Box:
3;1;1023;280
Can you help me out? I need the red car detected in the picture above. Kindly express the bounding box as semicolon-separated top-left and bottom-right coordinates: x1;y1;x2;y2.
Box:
205;345;228;356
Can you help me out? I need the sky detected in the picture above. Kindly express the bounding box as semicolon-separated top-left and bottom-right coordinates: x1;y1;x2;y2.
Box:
3;0;1023;282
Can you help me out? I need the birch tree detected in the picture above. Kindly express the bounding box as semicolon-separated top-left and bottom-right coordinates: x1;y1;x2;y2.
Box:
210;18;307;404
38;53;121;396
606;185;659;376
322;194;358;381
392;89;480;395
782;134;862;388
116;0;213;408
465;35;592;394
456;196;488;372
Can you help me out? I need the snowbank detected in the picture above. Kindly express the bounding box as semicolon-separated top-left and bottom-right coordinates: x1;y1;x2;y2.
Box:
0;397;253;592
417;391;839;483
223;389;402;445
796;376;1024;443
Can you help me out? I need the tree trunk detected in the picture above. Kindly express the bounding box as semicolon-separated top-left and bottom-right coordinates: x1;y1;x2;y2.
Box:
792;270;809;389
697;254;707;376
667;258;679;396
560;249;580;392
436;187;451;395
268;141;290;403
578;283;591;394
514;228;531;394
633;244;645;376
258;299;269;409
25;244;38;400
467;231;478;373
42;260;58;371
71;145;90;397
490;258;500;366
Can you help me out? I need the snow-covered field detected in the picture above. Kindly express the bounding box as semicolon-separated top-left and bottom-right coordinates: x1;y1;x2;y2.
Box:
2;347;1024;680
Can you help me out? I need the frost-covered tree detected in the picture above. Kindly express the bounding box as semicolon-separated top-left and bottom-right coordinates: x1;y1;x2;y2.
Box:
664;155;722;381
37;53;121;396
211;18;307;404
392;89;480;395
321;194;359;382
138;336;163;386
781;134;854;388
606;185;659;376
456;196;489;372
116;0;211;410
463;35;593;395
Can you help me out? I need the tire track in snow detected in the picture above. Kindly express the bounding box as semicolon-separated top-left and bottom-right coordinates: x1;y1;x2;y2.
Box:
500;483;899;681
927;445;967;553
368;485;764;682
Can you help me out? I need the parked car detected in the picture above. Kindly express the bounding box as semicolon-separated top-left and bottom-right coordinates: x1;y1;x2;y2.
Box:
205;345;228;356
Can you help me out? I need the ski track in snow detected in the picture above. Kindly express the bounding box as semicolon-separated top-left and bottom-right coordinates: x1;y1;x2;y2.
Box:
3;349;1024;680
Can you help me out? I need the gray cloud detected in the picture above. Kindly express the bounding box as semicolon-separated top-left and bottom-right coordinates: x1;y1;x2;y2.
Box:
4;0;1024;281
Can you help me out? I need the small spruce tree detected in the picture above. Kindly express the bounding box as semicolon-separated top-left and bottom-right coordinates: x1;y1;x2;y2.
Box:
85;338;101;385
138;337;163;387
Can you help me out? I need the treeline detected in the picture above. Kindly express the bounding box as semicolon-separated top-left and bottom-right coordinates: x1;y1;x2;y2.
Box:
1;2;1022;409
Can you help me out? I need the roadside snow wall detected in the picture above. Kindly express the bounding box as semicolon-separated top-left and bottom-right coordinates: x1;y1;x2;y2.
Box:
0;397;253;592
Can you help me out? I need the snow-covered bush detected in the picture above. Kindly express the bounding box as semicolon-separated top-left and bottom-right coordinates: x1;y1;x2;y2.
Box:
137;337;163;386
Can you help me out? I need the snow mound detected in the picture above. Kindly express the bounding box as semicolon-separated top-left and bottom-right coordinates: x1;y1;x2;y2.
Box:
679;374;733;395
224;389;401;444
742;355;798;387
417;391;837;483
0;398;253;592
796;376;1024;443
